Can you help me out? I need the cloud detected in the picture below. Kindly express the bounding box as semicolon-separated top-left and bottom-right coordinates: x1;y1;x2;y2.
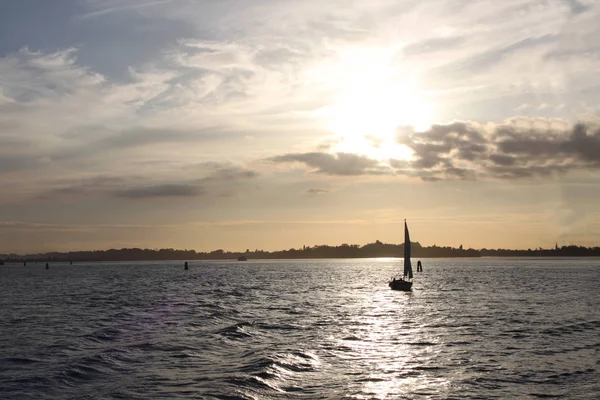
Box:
253;47;306;68
1;3;599;194
0;45;269;200
307;188;329;195
34;176;127;199
488;154;517;166
32;162;259;201
408;119;600;180
268;119;600;181
565;0;592;15
401;36;466;56
76;0;174;20
115;183;204;199
0;47;104;103
268;152;391;176
194;162;260;182
432;34;558;80
51;126;235;164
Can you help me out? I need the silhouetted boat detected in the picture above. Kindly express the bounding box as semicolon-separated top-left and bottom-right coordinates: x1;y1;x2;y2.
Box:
389;220;413;291
237;256;247;261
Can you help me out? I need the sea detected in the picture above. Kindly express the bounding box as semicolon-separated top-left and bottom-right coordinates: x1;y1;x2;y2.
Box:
0;258;598;399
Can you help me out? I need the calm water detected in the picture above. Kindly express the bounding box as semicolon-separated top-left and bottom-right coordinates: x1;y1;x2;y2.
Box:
1;258;598;399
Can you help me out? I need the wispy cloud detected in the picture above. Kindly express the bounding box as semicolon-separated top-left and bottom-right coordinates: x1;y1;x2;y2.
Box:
76;0;174;20
32;162;259;201
401;36;466;56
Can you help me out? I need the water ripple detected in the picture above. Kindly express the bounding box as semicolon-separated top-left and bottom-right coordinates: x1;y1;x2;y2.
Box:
1;259;599;399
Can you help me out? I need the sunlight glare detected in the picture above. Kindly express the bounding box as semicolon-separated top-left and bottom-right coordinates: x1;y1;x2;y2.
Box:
324;47;434;161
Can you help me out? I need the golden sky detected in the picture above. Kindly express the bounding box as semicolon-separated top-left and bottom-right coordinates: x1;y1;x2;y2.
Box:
1;0;599;253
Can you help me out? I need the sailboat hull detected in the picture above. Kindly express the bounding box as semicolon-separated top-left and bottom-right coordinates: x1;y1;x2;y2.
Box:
389;279;413;291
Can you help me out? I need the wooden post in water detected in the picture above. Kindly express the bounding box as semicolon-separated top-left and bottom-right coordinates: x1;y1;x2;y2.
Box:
184;261;189;270
45;263;49;270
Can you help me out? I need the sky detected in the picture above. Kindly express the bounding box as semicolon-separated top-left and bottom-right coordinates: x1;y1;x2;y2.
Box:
1;0;599;254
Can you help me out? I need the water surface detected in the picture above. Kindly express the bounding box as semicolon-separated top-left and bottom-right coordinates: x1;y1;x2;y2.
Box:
1;258;598;399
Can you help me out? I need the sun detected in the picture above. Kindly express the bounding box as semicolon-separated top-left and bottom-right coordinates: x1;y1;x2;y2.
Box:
323;47;435;160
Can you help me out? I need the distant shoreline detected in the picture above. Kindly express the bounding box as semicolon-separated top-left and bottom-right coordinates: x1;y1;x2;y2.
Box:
2;255;600;265
2;241;599;263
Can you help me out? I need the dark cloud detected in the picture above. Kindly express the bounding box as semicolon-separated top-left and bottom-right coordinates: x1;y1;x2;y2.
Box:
401;122;487;174
404;120;600;180
565;0;591;15
564;122;600;162
494;133;564;155
490;121;600;164
269;120;600;181
269;152;390;176
307;188;329;194
489;154;517;166
115;183;204;199
35;176;127;199
195;163;259;181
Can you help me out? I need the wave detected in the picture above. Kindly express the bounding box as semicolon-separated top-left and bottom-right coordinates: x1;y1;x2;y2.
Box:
1;259;598;399
216;321;256;340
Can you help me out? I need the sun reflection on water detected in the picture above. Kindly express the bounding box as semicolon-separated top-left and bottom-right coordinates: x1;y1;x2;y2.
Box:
334;287;451;399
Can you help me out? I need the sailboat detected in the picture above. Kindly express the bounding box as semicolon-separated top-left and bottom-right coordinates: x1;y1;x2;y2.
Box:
389;219;414;291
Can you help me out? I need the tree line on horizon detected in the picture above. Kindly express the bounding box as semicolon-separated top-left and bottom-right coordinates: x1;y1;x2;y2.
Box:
2;240;600;263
